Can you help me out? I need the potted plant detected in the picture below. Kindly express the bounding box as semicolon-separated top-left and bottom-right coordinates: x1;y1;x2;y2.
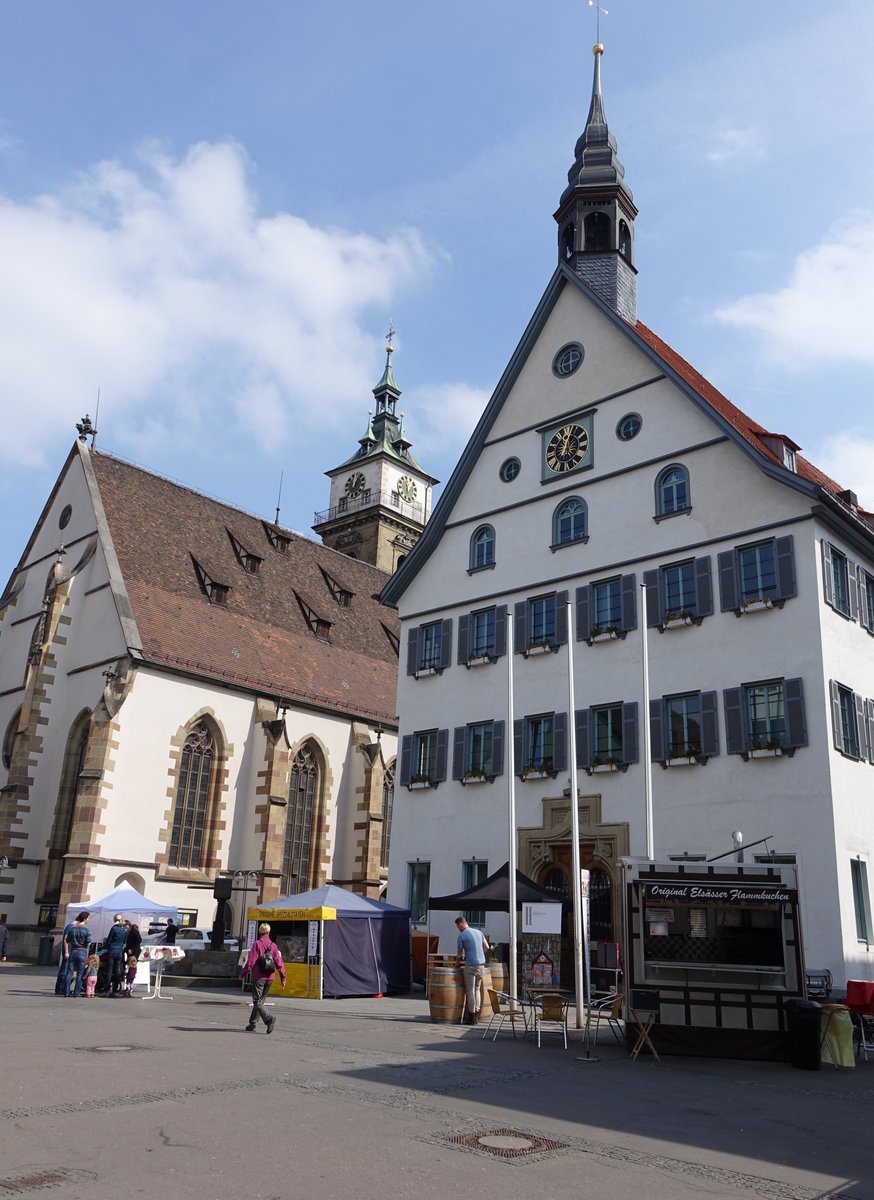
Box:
409;773;432;789
740;595;774;614
466;649;493;668
462;768;489;785
590;753;620;773
663;609;694;630
749;734;784;758
525;637;554;656
521;758;555;779
589;624;620;644
665;745;700;766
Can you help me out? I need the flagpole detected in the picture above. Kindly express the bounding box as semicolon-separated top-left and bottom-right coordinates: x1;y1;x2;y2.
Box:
640;582;654;859
507;636;518;1003
566;599;585;1028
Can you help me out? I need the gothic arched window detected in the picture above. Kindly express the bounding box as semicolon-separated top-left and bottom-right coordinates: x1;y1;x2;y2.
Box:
656;464;690;517
41;709;91;899
169;722;216;870
282;743;320;893
380;763;395;870
584;212;611;252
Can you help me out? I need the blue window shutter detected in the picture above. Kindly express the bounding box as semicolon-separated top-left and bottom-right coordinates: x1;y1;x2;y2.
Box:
514;602;527;654
492;720;505;776
700;691;719;757
621;573;638;632
494;605;508;657
859;568;873;632
865;700;874;765
514;719;525;769
553;711;568;771
821;541;835;608
622;702;639;764
784;678;807;749
695;557;714;618
399;735;414;786
649;699;664;761
575;708;590;768
775;536;797;600
406;626;420;676
456;614;470;665
554;591;569;645
440;619;453;669
576;586;590;642
723;687;746;754
452;727;466;780
643;570;661;627
434;729;449;782
718;550;739;612
854;693;867;759
829;680;843;751
848;560;860;621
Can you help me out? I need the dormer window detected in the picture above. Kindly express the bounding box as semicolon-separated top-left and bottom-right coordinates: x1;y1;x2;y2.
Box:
381;622;400;657
319;567;353;607
227;531;262;575
759;433;800;475
263;523;291;555
294;592;332;640
783;446;796;472
192;557;230;605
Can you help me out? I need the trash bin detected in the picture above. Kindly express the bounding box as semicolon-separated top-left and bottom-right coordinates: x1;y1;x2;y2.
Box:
785;998;822;1070
37;935;55;966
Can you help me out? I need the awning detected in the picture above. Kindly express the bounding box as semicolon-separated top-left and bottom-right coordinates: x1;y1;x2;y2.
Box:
429;861;568;912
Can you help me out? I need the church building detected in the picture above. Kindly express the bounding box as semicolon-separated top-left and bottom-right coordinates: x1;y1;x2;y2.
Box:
0;350;431;958
382;44;874;988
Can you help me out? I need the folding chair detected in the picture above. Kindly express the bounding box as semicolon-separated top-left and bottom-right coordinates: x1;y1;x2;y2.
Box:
535;992;569;1049
846;980;874;1062
584;992;624;1045
481;989;527;1040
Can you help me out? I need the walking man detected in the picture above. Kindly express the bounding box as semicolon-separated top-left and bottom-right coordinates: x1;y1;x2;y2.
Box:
455;916;489;1025
240;922;286;1033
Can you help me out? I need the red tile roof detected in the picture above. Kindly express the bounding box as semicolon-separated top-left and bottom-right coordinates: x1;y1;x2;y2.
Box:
90;452;400;725
635;321;874;531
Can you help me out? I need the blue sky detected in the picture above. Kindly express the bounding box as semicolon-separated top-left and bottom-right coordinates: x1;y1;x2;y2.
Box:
2;1;873;589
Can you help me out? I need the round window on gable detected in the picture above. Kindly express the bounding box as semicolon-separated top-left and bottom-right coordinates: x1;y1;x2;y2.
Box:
616;413;642;442
499;457;521;483
552;343;585;378
58;504;72;530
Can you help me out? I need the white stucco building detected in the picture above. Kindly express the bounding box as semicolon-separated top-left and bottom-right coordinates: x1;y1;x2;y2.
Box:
0;347;438;955
382;46;874;988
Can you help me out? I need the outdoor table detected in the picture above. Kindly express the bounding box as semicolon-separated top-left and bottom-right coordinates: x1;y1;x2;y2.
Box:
139;945;186;999
628;1005;661;1062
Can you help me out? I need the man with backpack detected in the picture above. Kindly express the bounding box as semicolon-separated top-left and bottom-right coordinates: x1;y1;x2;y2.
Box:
240;922;286;1033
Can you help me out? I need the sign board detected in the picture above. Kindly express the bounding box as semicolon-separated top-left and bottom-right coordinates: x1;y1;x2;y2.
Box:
308;920;319;958
643;883;796;906
522;901;563;934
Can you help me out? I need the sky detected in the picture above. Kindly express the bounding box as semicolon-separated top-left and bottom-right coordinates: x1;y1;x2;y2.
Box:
1;1;873;589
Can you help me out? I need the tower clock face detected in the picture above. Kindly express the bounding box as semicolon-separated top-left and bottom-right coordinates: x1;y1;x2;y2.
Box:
345;471;366;497
397;475;418;501
544;422;589;474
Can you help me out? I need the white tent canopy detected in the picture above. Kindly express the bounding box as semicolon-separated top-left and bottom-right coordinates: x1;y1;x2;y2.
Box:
64;881;178;946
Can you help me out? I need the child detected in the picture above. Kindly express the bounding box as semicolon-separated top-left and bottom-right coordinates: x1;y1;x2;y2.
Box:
85;954;100;998
123;954;138;997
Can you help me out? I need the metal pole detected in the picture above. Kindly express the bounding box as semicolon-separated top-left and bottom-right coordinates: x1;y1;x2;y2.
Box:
640;583;654;860
566;599;585;1029
507;641;519;1003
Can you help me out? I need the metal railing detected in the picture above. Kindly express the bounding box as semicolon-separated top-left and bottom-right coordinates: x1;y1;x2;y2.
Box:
313;489;424;526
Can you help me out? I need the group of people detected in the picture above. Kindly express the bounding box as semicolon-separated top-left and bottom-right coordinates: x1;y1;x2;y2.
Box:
58;911;144;999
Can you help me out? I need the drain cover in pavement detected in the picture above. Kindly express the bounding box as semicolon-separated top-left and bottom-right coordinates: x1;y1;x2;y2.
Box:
67;1044;155;1054
446;1129;567;1159
0;1167;96;1193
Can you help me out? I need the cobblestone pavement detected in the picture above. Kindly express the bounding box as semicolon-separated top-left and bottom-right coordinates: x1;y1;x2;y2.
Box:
1;966;872;1200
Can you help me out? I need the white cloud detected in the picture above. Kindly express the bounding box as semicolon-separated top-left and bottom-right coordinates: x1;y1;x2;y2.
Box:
713;213;874;366
0;140;435;466
404;381;490;462
811;431;874;510
704;125;765;167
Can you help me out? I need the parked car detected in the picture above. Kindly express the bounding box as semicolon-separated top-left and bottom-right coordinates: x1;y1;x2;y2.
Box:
142;927;238;952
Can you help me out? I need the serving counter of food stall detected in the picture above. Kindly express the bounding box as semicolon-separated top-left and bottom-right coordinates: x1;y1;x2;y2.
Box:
623;860;805;1059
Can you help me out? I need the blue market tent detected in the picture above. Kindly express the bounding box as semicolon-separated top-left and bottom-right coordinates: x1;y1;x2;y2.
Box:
254;885;411;997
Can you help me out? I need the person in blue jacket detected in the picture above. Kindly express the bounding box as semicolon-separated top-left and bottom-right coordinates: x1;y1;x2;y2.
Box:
101;914;129;995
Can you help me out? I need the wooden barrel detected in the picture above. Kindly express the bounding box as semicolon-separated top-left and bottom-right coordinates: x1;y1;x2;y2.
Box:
488;962;508;996
429;966;465;1023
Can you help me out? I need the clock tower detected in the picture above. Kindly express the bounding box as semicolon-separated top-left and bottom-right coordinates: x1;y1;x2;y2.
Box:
312;338;438;573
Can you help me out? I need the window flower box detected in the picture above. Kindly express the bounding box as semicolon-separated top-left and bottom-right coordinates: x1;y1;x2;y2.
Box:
461;771;492;786
589;626;620;644
415;666;442;678
748;747;783;759
664;750;701;767
662;612;694;631
525;641;555;657
740;597;774;614
520;760;557;780
408;777;433;790
465;654;494;669
590;760;619;774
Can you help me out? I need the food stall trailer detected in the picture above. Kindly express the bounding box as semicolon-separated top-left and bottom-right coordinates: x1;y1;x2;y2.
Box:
623;860;805;1059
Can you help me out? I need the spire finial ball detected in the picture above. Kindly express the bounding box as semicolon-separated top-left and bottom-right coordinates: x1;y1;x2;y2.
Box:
593;42;604;55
